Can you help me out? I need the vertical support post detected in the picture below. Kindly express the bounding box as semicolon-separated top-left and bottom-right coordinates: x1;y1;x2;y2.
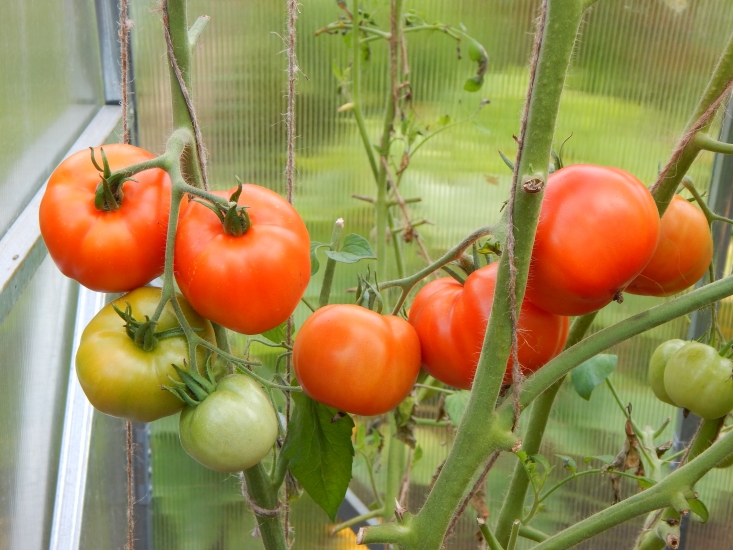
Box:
676;100;733;549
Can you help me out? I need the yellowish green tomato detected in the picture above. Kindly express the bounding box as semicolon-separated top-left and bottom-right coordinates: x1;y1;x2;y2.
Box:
648;339;686;406
664;342;733;420
179;374;279;472
76;286;215;422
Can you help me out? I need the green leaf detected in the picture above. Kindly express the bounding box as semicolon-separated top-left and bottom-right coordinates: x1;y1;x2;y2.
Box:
310;242;329;276
260;322;287;344
584;455;616;465
688;498;709;524
437;114;451;126
635;477;657;490
325;233;376;264
571;354;618;401
444;390;470;427
464;75;484;92
412;445;423;467
556;454;577;474
281;393;355;521
468;39;483;62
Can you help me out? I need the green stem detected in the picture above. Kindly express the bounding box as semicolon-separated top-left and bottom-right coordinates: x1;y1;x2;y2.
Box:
360;2;590;547
242;463;288;550
331;508;383;534
318;218;345;308
694;133;733;155
530;425;733;550
364;454;384;508
519;524;550;543
383;414;406;521
506;521;520;550
388;209;407;279
650;31;733;216
478;519;505;550
494;312;597;544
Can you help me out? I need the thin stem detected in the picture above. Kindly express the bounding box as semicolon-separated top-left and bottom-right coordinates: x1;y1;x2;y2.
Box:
319;218;345;308
694;132;733;155
478;519;505;550
506;521;520;550
415;418;450;427
519;524;550;543
331;508;383;534
364;454;384;508
387;209;407;279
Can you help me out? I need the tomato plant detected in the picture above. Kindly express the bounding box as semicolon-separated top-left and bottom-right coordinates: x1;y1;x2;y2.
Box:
39;144;171;292
664;342;733;420
292;304;421;416
179;374;279;472
409;263;569;389
174;184;311;335
75;286;215;422
648;339;686;406
525;164;660;316
627;194;713;296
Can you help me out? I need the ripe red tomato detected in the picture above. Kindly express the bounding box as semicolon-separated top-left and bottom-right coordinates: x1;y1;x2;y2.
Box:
174;185;310;335
525;165;660;316
292;304;421;416
408;263;569;389
626;194;712;296
39;144;171;292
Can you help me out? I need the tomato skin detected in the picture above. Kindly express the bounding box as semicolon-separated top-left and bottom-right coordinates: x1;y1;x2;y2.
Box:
39;144;171;292
664;342;733;420
525;165;660;316
75;287;215;422
648;339;686;406
627;195;712;297
292;304;421;416
179;374;279;472
409;263;569;390
174;185;310;335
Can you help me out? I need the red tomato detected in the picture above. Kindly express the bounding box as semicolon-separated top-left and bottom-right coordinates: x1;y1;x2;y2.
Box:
525;165;660;316
293;304;421;416
174;185;310;335
626;194;712;297
39;144;171;292
409;263;569;389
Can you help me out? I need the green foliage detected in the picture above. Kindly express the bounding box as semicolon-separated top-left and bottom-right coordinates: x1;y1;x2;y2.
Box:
281;393;355;521
260;322;287;345
571;354;617;400
444;390;470;427
325;233;377;264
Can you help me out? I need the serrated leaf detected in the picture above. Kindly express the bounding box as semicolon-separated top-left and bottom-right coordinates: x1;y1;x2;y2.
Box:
310;242;330;276
556;454;577;474
464;75;483;92
688;498;709;523
444;390;470;427
325;233;376;264
571;354;617;401
584;455;616;465
260;322;287;344
281;393;355;521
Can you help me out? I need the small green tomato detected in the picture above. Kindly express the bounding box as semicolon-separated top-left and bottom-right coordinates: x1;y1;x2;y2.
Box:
664;342;733;420
648;339;687;406
179;374;279;472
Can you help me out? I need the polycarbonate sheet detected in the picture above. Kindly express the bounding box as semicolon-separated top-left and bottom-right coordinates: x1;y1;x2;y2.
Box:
129;0;733;548
0;0;102;238
0;257;78;550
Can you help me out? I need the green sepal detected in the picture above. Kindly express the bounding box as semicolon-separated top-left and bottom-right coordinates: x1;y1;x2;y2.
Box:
191;198;226;223
162;379;201;407
498;150;515;172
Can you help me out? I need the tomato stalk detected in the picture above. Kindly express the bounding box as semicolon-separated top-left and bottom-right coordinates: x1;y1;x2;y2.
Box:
318;218;345;308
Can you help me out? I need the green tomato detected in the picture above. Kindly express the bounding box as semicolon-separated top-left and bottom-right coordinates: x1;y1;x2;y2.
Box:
648;339;686;406
76;286;216;422
179;374;279;472
664;342;733;420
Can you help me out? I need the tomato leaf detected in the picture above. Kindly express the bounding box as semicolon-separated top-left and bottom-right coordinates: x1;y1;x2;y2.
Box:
556;454;577;474
260;322;287;344
635;476;657;490
310;242;330;276
464;75;484;92
281;393;355;521
444;390;470;427
584;455;616;465
571;354;618;401
325;233;376;264
688;498;709;524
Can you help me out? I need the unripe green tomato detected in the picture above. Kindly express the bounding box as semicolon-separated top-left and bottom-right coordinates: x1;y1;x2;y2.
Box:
648;339;687;406
179;374;279;472
664;342;733;420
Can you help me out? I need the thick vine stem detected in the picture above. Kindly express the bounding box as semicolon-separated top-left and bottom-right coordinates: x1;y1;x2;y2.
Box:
649;30;733;216
242;463;288;550
529;427;733;550
494;312;598;544
378;225;494;314
361;2;590;547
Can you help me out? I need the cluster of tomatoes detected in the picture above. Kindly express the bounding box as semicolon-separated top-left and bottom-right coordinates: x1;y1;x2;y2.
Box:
39;146;716;471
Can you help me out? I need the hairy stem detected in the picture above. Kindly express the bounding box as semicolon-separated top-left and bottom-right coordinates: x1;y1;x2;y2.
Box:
242;463;287;550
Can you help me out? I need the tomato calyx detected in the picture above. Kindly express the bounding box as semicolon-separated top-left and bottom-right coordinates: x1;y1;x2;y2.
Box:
192;179;252;237
90;147;137;212
355;269;384;313
164;356;218;407
112;301;193;352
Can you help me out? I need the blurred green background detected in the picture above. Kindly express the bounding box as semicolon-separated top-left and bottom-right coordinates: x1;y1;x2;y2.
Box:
127;0;733;548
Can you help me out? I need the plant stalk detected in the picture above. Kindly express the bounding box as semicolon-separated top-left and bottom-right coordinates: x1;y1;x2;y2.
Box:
242;463;288;550
318;218;345;308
